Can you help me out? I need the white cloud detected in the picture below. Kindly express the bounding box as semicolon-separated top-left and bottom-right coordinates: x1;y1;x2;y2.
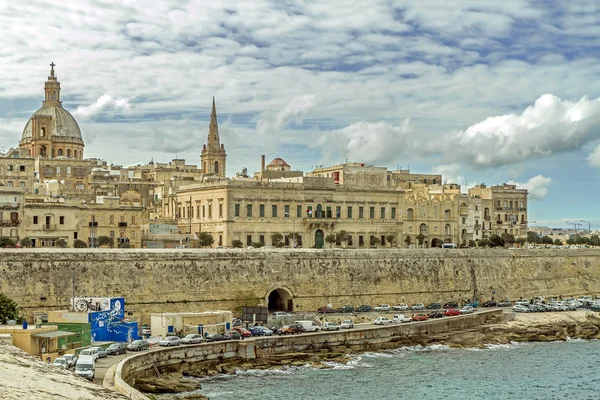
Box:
587;144;600;168
446;94;600;168
430;163;476;192
507;175;552;201
73;93;133;120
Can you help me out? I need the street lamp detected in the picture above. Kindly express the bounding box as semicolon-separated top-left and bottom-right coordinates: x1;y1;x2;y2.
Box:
83;201;95;248
566;221;580;233
580;220;591;234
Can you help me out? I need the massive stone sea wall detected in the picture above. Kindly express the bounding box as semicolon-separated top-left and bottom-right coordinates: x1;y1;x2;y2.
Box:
0;249;599;322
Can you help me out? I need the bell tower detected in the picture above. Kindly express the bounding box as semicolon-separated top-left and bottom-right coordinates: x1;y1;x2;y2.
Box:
200;97;227;177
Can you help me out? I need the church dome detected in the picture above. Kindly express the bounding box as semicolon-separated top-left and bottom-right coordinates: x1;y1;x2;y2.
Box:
21;105;82;140
267;158;290;168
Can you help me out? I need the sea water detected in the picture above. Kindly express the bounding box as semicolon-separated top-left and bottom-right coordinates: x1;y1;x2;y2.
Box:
187;340;600;400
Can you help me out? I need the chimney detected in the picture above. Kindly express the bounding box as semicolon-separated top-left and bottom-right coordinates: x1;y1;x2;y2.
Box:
261;155;265;172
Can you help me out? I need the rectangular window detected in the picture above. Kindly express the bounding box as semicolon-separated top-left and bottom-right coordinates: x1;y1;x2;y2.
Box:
391;207;396;219
462;217;466;224
326;206;332;218
235;204;240;217
297;205;302;218
284;205;290;217
110;215;114;224
59;216;64;225
347;235;353;246
196;205;200;218
370;235;376;246
8;165;13;171
307;205;313;217
110;231;115;239
132;231;136;239
381;235;386;246
421;206;426;217
358;235;364;247
33;216;38;224
259;235;265;245
247;235;252;246
359;206;364;219
336;206;341;218
202;205;206;218
74;232;78;240
120;215;125;223
19;165;25;172
272;205;277;218
380;207;385;219
247;204;252;217
260;204;265;217
369;207;375;219
20;181;25;188
7;181;12;187
219;203;223;217
347;206;353;219
208;204;212;218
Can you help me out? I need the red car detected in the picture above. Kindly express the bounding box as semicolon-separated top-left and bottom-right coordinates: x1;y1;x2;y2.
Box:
232;327;252;337
411;313;429;321
317;306;336;313
444;308;460;316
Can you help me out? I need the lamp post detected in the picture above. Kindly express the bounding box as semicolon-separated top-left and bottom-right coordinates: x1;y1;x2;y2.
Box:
83;201;94;248
580;220;591;234
566;221;580;233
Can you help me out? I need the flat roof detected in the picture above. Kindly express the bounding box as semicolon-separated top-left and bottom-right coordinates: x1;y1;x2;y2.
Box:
32;331;77;339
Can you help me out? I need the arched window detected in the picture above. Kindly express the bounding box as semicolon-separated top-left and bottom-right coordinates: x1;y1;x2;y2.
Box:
407;208;414;221
316;204;323;218
57;149;63;156
73;150;77;159
214;161;219;174
484;207;490;218
66;149;71;158
445;224;451;235
444;209;451;220
462;229;467;236
420;223;428;234
41;127;46;137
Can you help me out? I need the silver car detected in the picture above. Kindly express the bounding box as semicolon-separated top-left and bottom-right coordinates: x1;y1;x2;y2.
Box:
90;346;107;358
159;336;181;346
180;334;203;344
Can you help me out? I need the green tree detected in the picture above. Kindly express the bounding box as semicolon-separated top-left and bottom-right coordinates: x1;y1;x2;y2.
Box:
371;236;381;246
19;237;32;248
271;233;284;247
0;237;15;248
468;240;476;248
501;233;515;245
198;232;214;248
553;239;562;246
118;242;131;248
527;231;541;244
416;233;425;247
97;236;114;248
0;293;19;324
566;238;576;245
336;230;349;246
385;234;396;247
489;234;505;248
478;238;491;247
541;235;554;245
73;239;87;248
325;233;337;248
251;242;264;248
404;235;412;247
56;239;67;248
231;239;243;248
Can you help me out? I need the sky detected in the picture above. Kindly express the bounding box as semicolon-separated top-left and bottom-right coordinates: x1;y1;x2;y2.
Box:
1;0;599;228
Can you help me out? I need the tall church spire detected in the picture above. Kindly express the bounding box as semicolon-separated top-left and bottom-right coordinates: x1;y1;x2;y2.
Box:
201;97;227;177
43;62;61;106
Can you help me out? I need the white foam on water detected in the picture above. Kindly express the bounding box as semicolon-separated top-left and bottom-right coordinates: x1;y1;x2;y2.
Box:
566;337;589;343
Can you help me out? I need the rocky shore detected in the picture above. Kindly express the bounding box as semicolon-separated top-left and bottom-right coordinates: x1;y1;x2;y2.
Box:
138;311;600;399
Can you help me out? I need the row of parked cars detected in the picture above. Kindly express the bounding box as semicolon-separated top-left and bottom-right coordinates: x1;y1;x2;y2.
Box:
372;306;477;325
317;301;484;313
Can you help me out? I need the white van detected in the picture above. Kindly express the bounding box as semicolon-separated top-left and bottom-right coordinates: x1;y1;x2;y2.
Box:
75;357;95;381
295;320;320;332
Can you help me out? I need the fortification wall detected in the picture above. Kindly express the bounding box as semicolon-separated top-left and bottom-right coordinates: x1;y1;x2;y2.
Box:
0;249;598;323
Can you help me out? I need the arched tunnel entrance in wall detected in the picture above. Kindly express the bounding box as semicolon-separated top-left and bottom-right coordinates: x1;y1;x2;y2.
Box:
267;288;294;312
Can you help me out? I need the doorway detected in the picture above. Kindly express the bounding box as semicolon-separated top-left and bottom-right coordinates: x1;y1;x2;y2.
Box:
267;288;293;312
315;230;324;249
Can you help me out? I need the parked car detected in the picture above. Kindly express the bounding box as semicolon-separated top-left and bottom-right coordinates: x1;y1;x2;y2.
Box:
225;330;243;340
52;357;69;369
459;306;475;314
497;299;512;307
411;313;429;321
79;348;99;362
295;320;320;332
127;339;150;351
513;304;530;313
273;311;293;319
232;318;244;327
340;320;354;329
205;333;233;342
181;334;204;344
75;357;95;381
428;311;444;318
466;301;479;308
373;317;392;325
392;314;412;323
62;354;77;367
159;336;181;346
277;323;305;335
317;306;336;313
482;300;497;307
250;326;274;336
426;303;441;309
443;301;459;309
356;305;373;312
321;322;340;331
444;308;460;316
392;303;409;311
233;327;253;337
411;303;425;310
374;304;391;312
90;346;107;358
337;305;355;313
106;343;128;355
